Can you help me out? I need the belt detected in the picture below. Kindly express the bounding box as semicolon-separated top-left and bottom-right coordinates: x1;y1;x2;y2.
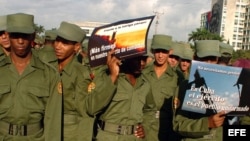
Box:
0;120;43;136
98;120;137;135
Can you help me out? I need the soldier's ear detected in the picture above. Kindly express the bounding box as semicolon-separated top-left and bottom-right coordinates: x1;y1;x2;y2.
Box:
74;42;81;53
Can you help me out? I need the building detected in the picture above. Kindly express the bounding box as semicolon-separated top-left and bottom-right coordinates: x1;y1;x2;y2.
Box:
243;4;250;50
201;11;212;31
202;0;250;50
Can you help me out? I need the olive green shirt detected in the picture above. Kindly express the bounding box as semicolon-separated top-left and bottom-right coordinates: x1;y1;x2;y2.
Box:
97;73;156;141
142;62;179;141
0;47;6;61
173;80;222;141
54;58;116;141
0;54;62;141
37;45;57;64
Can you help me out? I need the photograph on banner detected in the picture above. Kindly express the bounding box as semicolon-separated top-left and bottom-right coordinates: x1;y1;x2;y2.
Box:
87;15;155;68
180;60;250;116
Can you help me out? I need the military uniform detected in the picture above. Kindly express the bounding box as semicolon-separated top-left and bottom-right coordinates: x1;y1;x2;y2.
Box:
143;63;179;141
0;12;62;141
96;72;156;141
57;58;116;141
0;53;62;141
53;21;117;141
173;40;223;141
38;44;57;64
0;47;5;61
142;34;180;141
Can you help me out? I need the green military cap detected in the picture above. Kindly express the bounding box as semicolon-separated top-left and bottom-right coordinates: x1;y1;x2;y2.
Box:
82;40;89;52
171;42;184;58
195;40;221;58
151;34;172;51
0;15;7;31
219;42;233;57
57;21;86;43
6;13;35;34
45;30;57;41
181;47;194;61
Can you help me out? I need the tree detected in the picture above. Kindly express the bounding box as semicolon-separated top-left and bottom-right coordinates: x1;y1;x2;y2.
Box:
188;28;224;42
34;24;45;35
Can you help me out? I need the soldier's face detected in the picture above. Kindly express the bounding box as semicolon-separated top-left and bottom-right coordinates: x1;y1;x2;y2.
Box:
0;31;11;49
54;36;79;61
9;32;34;57
168;55;180;68
180;59;191;72
153;49;169;66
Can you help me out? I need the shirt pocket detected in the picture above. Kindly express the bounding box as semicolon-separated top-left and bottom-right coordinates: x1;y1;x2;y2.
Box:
25;85;50;110
160;86;177;99
0;84;12;111
111;92;129;112
112;92;129;102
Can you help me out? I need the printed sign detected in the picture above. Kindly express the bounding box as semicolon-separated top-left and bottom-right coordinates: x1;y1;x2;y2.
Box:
88;16;155;67
181;60;250;116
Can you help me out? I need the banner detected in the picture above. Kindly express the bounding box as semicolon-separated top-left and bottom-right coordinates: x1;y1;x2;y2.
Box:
88;15;155;67
181;60;250;116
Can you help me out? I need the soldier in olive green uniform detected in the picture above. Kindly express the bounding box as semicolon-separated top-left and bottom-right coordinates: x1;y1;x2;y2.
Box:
96;54;156;141
173;40;226;141
142;34;180;141
0;15;11;61
176;44;194;82
37;29;57;64
0;13;62;141
53;21;117;141
168;42;183;69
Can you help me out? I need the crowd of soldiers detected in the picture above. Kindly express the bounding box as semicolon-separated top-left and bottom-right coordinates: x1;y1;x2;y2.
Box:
0;12;249;141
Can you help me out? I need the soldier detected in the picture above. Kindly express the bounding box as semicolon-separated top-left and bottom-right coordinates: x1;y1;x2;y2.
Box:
0;13;62;140
142;34;181;141
173;40;226;141
53;21;118;141
95;51;156;141
0;15;11;60
37;29;57;64
168;42;183;69
176;43;194;81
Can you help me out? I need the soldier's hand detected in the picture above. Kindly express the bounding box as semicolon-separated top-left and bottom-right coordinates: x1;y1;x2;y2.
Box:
208;111;226;128
107;49;121;83
134;124;145;139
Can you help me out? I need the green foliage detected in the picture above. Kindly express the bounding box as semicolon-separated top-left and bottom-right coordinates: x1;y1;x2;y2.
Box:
188;28;224;42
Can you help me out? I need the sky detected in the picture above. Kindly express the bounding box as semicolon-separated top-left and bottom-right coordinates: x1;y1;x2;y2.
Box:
1;0;211;42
